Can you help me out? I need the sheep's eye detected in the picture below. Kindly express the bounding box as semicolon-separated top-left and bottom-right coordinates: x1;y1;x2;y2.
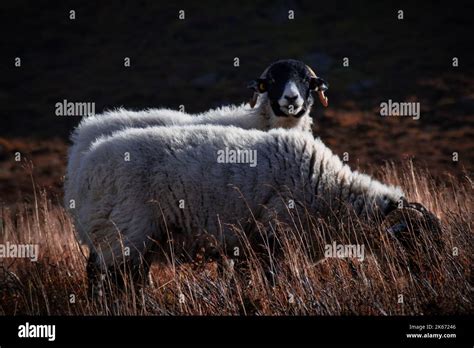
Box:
258;83;266;92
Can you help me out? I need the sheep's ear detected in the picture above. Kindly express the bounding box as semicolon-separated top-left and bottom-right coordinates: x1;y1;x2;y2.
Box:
310;77;328;92
310;77;329;107
247;78;267;93
247;79;267;108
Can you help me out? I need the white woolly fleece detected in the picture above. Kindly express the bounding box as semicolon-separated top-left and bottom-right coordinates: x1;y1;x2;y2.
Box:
64;100;313;213
70;125;403;268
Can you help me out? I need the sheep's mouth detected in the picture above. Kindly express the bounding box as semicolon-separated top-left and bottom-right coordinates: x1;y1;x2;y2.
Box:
271;103;306;118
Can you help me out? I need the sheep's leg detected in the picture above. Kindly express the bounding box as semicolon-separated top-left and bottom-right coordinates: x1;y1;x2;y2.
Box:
86;250;106;299
216;254;236;278
86;249;131;299
260;249;278;286
86;242;157;301
219;252;278;287
107;257;148;290
219;224;281;286
255;225;282;286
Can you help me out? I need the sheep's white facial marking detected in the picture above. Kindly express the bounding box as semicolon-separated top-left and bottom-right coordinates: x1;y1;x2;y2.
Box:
278;81;304;116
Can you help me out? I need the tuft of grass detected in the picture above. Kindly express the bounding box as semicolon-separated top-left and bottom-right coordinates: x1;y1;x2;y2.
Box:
0;162;472;315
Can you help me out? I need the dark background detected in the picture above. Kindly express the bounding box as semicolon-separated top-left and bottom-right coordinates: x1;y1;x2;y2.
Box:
0;0;473;203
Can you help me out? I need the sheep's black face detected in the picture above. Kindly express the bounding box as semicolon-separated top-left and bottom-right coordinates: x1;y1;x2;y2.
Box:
383;201;443;252
249;59;328;118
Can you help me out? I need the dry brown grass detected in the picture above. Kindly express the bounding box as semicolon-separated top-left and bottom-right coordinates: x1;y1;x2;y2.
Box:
0;162;472;315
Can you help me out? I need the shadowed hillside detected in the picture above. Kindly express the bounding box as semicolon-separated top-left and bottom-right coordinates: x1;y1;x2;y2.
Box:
1;1;472;203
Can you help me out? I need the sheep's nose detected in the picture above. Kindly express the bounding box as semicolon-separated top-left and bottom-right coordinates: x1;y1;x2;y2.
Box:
284;95;298;104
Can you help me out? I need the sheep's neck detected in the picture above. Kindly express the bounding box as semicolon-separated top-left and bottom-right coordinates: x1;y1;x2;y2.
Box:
259;102;313;132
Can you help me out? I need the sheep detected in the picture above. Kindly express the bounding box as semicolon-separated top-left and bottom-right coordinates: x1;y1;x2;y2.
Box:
71;125;440;291
64;59;329;213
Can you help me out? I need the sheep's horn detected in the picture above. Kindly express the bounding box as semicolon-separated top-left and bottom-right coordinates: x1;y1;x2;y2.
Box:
249;92;258;108
386;221;408;236
318;91;329;107
406;202;429;214
260;65;271;79
306;65;329;107
306;65;317;78
408;202;442;231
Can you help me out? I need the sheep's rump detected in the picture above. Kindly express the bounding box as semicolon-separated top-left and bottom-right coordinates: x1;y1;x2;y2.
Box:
72;125;402;266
